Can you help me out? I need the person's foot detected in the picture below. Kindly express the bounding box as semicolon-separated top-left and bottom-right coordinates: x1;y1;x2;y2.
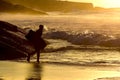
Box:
27;55;30;62
37;60;40;63
27;58;30;62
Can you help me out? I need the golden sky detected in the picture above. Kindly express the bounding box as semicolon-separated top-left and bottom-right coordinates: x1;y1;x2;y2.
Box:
67;0;120;8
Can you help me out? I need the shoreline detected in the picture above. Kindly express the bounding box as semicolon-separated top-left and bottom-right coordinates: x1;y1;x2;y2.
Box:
42;63;120;80
0;61;120;80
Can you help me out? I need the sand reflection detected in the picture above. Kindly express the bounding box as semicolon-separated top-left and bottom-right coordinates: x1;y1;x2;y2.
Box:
26;63;42;80
0;61;42;80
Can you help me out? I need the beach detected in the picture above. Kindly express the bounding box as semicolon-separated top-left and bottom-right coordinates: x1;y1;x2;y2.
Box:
0;61;120;80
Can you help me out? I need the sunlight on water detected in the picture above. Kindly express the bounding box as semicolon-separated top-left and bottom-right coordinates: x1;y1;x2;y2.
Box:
41;49;120;66
1;11;120;66
0;61;120;80
42;64;120;80
1;11;120;36
1;11;120;80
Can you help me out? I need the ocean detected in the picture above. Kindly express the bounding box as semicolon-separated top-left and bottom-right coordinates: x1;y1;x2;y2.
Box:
1;11;120;66
0;11;120;80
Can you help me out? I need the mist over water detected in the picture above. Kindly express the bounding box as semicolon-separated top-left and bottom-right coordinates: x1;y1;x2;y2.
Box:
1;11;120;35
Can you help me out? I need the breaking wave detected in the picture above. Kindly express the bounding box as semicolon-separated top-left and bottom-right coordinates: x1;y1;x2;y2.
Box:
44;30;120;47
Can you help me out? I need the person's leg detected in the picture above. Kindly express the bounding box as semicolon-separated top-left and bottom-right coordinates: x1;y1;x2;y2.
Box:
37;50;40;63
27;54;30;62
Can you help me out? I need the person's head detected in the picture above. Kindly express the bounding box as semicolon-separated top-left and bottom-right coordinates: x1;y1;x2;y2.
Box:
39;25;44;30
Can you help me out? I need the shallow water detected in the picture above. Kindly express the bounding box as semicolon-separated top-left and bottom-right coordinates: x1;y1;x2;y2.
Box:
41;49;120;66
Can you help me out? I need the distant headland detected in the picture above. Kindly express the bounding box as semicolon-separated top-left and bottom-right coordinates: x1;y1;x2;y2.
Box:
1;0;119;14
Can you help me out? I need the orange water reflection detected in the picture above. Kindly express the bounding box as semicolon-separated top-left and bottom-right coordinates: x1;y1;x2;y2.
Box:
0;61;120;80
0;61;42;80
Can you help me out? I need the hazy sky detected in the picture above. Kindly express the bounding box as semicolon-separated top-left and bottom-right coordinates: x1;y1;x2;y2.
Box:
67;0;120;8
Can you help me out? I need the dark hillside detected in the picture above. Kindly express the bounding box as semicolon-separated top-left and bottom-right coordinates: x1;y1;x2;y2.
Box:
4;0;94;12
0;0;46;14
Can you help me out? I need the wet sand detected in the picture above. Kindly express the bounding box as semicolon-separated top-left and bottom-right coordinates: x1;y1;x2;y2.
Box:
42;63;120;80
0;61;120;80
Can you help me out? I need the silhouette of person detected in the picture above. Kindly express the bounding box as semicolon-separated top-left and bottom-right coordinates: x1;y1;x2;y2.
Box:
26;25;46;63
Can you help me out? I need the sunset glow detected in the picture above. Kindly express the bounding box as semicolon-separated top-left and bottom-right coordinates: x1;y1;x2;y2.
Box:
67;0;120;8
96;0;120;8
